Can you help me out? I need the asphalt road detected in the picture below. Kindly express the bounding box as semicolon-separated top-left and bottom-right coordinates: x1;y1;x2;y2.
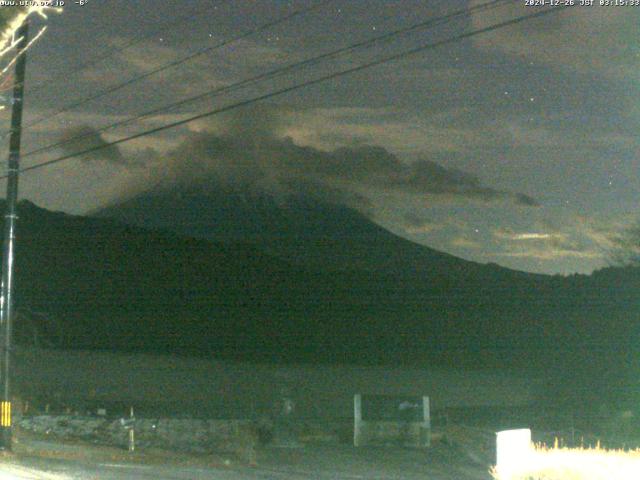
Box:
1;435;493;479
0;448;492;480
0;459;258;480
0;458;307;480
0;458;401;480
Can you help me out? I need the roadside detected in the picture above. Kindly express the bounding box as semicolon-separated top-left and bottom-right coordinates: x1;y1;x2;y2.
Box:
1;424;496;480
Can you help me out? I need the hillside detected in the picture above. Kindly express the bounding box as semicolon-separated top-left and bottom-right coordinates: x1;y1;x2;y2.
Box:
9;198;533;364
95;186;536;281
0;198;631;408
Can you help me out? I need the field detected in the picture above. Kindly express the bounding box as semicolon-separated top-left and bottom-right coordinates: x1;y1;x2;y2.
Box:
10;347;540;420
10;423;498;480
492;442;640;480
10;347;637;479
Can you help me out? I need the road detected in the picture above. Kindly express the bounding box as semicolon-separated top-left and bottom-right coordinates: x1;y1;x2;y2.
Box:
0;436;493;479
0;458;417;480
0;459;264;479
0;448;492;480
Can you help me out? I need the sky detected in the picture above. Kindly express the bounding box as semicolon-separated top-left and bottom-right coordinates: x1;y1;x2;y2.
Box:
0;0;638;275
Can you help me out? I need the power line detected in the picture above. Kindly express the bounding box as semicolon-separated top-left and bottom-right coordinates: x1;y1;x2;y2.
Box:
17;3;565;174
22;0;511;160
16;0;334;134
25;1;225;98
6;4;568;179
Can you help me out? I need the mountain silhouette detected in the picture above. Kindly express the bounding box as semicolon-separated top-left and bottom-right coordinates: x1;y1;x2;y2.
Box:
94;186;640;406
0;195;630;407
95;184;532;280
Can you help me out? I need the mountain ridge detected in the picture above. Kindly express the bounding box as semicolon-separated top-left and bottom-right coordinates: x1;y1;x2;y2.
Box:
94;187;546;282
0;197;635;408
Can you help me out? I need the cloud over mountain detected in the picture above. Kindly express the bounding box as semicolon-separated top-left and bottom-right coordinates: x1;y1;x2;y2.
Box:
106;108;538;208
58;126;128;166
65;107;539;215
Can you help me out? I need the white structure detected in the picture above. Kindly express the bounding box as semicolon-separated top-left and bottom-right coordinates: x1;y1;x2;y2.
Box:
495;428;533;479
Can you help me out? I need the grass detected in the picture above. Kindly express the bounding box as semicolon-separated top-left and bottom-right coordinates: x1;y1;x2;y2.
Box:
491;441;640;480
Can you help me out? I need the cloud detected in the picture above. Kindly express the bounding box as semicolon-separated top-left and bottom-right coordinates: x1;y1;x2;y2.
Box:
470;1;636;78
106;106;539;215
56;126;155;170
489;214;640;265
58;126;129;166
401;212;443;234
566;214;640;265
496;248;601;261
450;236;482;250
79;35;285;102
588;217;640;266
494;230;553;241
381;158;538;206
492;225;599;260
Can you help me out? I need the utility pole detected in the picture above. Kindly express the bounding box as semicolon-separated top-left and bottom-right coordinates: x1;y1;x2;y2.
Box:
0;20;29;451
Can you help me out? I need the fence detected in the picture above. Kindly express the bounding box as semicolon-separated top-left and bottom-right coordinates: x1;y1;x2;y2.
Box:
353;394;430;447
